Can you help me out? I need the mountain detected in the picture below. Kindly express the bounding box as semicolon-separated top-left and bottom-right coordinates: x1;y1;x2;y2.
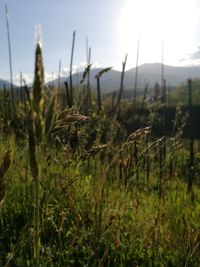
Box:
0;79;17;89
126;63;200;88
46;63;200;93
1;63;200;92
50;68;121;93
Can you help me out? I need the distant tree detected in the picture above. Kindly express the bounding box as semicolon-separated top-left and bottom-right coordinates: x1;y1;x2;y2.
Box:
170;79;200;106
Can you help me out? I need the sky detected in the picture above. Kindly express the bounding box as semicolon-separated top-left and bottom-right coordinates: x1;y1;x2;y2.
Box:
0;0;200;84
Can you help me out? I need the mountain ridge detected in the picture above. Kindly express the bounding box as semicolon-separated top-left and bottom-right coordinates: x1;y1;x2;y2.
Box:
0;79;18;89
1;63;200;91
50;63;200;92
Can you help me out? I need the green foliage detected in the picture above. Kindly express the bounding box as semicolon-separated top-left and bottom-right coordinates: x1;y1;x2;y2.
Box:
170;79;200;106
0;145;200;266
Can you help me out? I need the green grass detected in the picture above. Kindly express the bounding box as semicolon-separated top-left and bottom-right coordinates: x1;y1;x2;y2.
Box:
0;139;200;266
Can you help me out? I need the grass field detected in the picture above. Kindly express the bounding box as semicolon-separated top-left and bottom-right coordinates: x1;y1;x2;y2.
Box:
0;41;200;267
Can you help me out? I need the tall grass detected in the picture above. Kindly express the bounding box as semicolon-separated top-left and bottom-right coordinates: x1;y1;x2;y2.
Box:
0;26;200;267
69;31;76;108
28;41;44;267
5;5;15;119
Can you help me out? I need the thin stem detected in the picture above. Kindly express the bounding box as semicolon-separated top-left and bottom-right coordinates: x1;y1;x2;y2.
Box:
5;5;15;117
69;31;76;107
133;40;140;105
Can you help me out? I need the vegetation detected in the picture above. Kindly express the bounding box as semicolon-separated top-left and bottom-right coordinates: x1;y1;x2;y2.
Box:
170;79;200;106
0;39;200;267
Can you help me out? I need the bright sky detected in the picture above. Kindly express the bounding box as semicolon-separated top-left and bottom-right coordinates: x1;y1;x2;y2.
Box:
0;0;200;83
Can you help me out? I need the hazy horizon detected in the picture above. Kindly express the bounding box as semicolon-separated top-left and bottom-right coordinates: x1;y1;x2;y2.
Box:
1;0;200;84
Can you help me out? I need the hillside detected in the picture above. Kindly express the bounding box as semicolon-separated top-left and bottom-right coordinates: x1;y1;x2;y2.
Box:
0;79;16;89
1;63;200;92
50;63;200;92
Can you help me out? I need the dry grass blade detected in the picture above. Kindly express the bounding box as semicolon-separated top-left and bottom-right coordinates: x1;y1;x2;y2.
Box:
81;144;108;160
49;113;90;135
80;64;92;84
127;127;151;141
95;67;112;79
138;136;165;163
64;114;90;122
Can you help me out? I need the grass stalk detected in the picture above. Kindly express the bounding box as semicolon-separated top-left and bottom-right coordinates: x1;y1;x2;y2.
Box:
5;5;15;118
133;40;140;106
87;46;92;110
116;54;127;108
57;59;61;98
96;77;101;114
187;79;194;194
69;31;76;107
28;41;44;267
95;67;112;115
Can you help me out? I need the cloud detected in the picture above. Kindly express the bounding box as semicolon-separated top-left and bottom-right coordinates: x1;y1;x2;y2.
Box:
12;73;33;86
79;62;87;68
12;61;101;85
61;68;68;77
91;62;100;69
180;46;200;65
60;62;101;77
13;71;57;85
79;61;100;69
189;46;200;60
45;71;57;83
60;65;80;77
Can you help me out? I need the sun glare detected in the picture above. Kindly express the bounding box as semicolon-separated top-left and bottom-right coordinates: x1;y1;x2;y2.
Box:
119;0;197;67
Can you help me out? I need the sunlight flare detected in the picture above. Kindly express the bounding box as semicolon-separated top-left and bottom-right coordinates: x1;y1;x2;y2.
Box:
119;0;198;65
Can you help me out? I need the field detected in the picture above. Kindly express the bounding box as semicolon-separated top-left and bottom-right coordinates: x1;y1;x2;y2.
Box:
0;42;200;267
